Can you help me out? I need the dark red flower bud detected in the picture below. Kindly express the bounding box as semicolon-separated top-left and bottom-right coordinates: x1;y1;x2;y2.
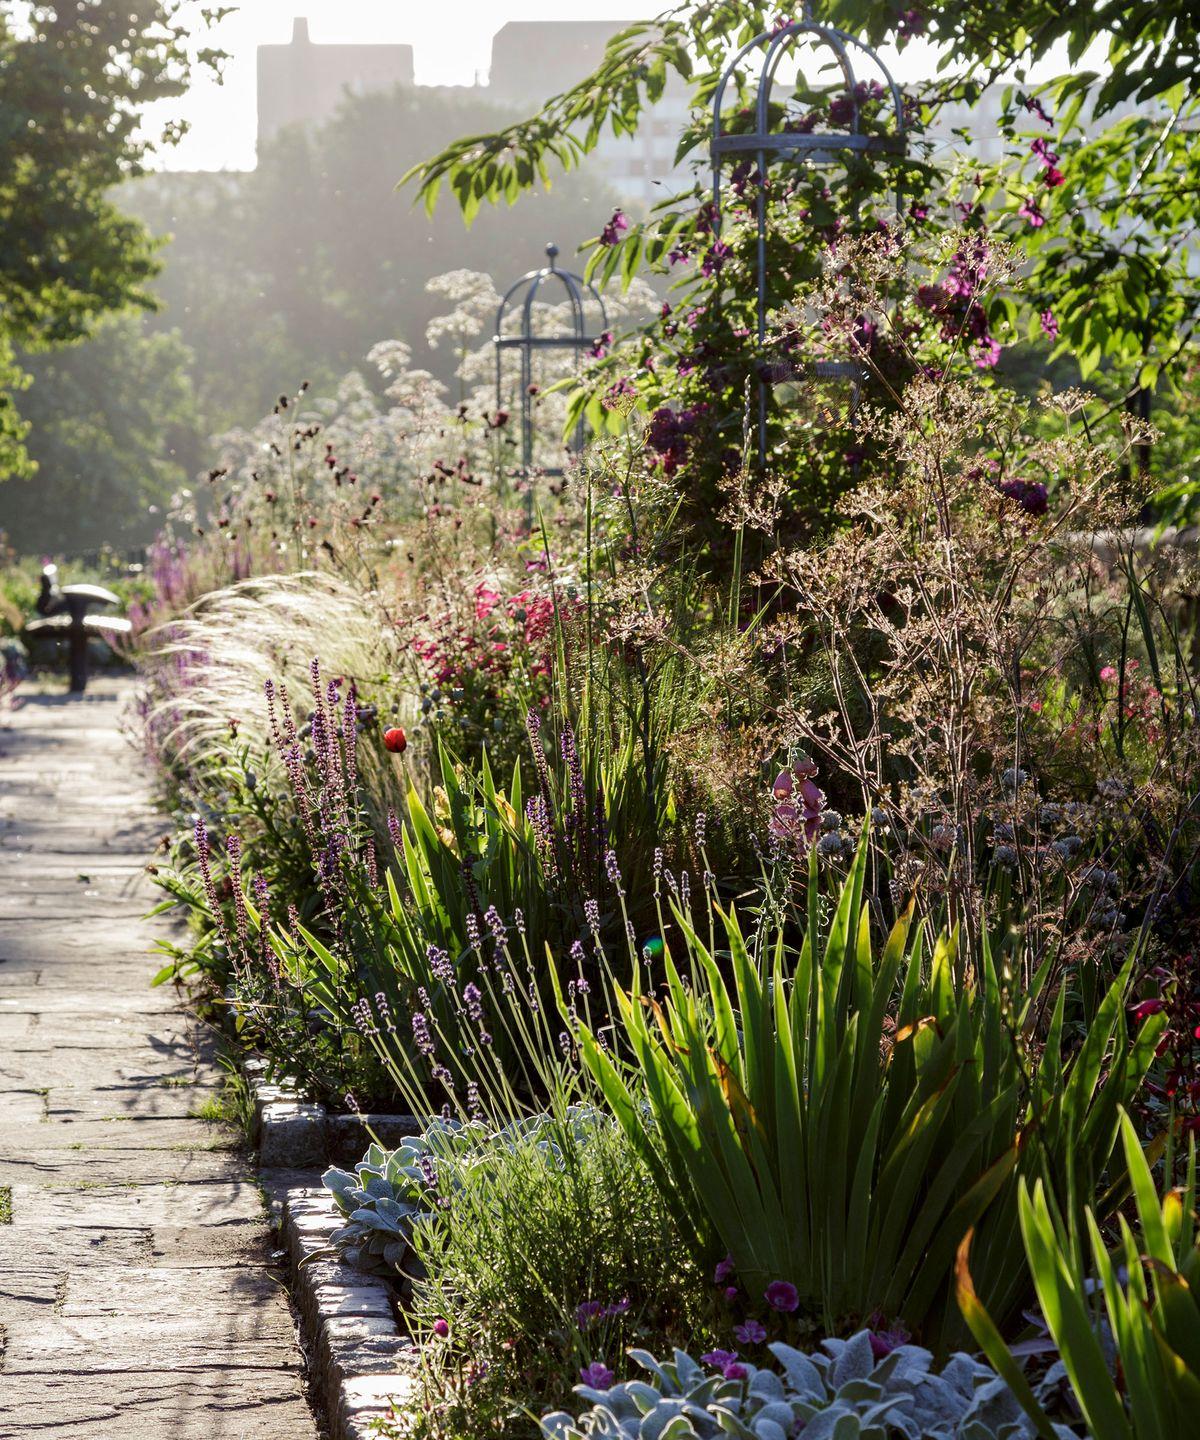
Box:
383;727;408;754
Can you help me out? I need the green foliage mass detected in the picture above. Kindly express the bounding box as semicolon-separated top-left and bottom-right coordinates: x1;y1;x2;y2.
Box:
0;1;221;478
0;316;200;554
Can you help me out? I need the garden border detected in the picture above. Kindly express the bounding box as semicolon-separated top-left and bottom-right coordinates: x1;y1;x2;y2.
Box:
250;1070;423;1440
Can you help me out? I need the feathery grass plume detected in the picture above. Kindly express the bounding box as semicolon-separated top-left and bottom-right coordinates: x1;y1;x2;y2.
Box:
143;570;410;811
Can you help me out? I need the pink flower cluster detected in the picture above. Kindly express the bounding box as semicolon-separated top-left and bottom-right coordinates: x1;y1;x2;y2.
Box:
769;760;823;847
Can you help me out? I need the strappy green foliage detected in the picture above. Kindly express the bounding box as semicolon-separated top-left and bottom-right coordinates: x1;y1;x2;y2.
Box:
574;834;1165;1348
961;1111;1200;1440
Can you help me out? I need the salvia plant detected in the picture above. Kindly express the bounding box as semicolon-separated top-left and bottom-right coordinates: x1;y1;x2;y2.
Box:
539;1329;1077;1440
573;832;1166;1349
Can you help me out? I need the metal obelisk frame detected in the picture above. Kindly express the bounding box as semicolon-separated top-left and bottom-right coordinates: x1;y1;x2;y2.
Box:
494;242;608;478
710;5;907;460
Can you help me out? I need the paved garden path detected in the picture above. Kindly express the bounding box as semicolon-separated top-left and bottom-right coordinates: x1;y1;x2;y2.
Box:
0;679;318;1439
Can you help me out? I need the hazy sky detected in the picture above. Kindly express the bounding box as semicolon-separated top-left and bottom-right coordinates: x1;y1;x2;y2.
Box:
146;3;1096;172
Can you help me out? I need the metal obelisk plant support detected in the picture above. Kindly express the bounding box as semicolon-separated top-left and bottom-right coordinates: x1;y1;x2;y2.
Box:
494;242;608;478
710;4;907;459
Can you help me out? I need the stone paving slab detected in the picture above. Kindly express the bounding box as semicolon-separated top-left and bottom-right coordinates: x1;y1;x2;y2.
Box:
0;680;317;1440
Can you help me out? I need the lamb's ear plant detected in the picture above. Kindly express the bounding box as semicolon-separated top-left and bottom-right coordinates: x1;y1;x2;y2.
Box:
959;1110;1200;1440
540;1329;1078;1440
572;830;1166;1349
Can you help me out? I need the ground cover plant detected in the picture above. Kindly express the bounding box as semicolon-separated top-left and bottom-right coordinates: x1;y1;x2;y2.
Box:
115;11;1200;1438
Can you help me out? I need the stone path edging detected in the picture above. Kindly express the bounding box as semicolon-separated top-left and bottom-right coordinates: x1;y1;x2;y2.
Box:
267;1179;417;1440
249;1069;420;1439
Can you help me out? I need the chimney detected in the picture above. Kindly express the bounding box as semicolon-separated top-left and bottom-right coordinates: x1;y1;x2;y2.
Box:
291;17;310;44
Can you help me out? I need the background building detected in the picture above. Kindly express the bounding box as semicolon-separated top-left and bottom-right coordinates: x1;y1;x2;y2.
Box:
257;17;415;147
257;17;692;203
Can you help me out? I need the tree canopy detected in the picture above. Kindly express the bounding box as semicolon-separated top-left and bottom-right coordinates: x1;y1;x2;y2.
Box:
0;1;223;474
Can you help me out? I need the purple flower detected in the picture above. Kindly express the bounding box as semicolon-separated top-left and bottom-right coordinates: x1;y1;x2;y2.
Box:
700;240;731;278
579;1361;615;1388
1018;198;1045;229
765;1280;800;1313
1040;308;1059;341
974;338;1003;369
600;209;629;246
723;1284;739;1301
484;905;507;947
829;91;857;126
433;1318;450;1337
411;1011;435;1056
998;478;1049;516
897;8;923;43
463;982;484;1021
714;1255;736;1285
723;1362;748;1380
702;1349;739;1370
427;945;455;984
576;1300;606;1328
1022;93;1053;126
869;1324;910;1358
734;1320;767;1345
